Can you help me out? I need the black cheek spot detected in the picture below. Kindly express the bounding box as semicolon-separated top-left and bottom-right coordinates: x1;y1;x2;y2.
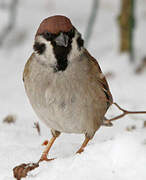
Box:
33;42;46;55
77;36;84;50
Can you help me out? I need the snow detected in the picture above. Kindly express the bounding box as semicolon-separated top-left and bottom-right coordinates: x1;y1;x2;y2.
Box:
0;0;146;179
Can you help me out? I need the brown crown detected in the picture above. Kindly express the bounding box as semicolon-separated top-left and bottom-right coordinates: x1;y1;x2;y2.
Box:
36;15;73;36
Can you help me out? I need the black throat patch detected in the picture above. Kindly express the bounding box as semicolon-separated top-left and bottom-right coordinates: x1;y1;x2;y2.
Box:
51;30;75;72
51;42;71;72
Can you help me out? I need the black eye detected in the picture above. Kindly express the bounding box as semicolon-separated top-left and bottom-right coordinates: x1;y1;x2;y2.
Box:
66;28;75;38
43;32;52;41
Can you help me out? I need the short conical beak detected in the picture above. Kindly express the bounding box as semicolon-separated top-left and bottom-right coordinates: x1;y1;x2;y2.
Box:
55;33;69;47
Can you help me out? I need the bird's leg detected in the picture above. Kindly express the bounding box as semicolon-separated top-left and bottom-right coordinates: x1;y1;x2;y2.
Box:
39;136;57;162
39;130;60;162
13;132;60;179
76;136;90;154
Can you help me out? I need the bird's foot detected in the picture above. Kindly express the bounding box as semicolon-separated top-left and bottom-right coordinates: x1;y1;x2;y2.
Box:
13;162;39;180
76;148;84;154
39;153;55;162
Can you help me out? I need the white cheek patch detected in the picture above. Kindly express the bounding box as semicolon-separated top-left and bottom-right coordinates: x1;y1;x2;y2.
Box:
68;32;83;62
34;36;56;66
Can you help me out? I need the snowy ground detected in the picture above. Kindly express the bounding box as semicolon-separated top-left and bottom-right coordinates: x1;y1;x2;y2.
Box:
0;0;146;179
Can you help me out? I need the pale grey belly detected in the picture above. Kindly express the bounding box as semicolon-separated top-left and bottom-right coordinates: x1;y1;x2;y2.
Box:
33;97;87;134
25;73;107;136
31;90;106;135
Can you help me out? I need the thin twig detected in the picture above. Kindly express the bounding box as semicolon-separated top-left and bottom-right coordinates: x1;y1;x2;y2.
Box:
107;102;146;123
0;0;18;46
34;122;41;135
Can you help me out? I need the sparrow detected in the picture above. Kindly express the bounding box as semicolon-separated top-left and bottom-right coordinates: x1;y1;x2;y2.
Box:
23;15;113;161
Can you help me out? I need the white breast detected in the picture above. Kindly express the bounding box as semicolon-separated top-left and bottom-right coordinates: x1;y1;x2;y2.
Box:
24;53;107;138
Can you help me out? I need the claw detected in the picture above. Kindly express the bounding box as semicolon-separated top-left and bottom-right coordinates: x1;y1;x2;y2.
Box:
76;148;84;154
39;153;55;162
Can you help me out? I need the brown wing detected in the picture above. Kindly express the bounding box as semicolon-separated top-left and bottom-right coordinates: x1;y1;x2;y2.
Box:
85;49;113;108
23;53;34;82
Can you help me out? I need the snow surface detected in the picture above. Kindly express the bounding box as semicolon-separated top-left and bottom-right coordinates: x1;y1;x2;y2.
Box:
0;0;146;179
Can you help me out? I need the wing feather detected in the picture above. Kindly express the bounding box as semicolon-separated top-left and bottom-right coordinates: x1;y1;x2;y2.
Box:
85;49;113;108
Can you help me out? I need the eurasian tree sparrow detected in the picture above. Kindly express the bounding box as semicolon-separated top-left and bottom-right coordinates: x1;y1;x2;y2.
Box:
23;15;113;161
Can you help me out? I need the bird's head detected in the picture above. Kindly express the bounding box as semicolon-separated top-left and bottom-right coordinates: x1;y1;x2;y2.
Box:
33;15;84;72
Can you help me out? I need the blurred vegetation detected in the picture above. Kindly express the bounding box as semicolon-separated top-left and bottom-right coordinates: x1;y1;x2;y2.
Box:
0;0;18;46
84;0;98;47
118;0;135;61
